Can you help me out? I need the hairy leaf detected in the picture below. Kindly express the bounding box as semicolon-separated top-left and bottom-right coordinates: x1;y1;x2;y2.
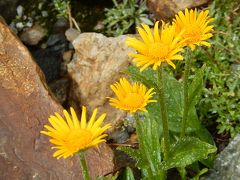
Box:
161;137;217;170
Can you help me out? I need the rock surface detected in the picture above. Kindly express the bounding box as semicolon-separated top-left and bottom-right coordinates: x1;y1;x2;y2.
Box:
68;33;131;129
203;134;240;180
147;0;210;21
67;33;133;130
0;20;114;179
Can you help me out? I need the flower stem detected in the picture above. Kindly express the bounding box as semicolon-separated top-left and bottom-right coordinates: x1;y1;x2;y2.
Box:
157;66;170;160
181;50;191;138
79;151;90;180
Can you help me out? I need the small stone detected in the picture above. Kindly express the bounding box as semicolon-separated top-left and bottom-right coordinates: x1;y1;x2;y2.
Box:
63;50;73;63
16;22;24;29
41;11;48;17
65;28;81;42
20;23;46;45
46;33;66;47
16;5;24;17
40;43;48;49
108;129;130;144
94;21;104;31
126;125;135;134
53;17;69;33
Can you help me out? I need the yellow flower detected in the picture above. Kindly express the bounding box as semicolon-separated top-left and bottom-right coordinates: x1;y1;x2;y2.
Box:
109;78;157;113
41;106;111;159
126;21;185;71
173;8;214;50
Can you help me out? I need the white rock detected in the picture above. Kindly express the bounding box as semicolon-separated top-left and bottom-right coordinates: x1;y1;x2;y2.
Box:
67;33;135;130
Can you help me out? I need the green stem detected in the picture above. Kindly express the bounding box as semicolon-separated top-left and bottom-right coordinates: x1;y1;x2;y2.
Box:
79;151;90;180
181;50;191;138
177;167;187;180
157;66;170;160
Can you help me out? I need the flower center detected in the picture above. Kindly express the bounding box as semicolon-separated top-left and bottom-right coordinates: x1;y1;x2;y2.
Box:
148;43;169;59
66;129;92;152
183;24;201;43
123;93;144;109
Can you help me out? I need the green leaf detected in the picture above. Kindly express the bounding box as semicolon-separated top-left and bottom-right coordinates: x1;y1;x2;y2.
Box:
194;126;216;168
162;72;184;132
118;115;163;178
117;146;145;169
161;137;217;170
188;65;206;107
136;115;162;172
187;107;201;132
127;66;201;133
162;71;201;132
126;66;159;91
139;17;153;25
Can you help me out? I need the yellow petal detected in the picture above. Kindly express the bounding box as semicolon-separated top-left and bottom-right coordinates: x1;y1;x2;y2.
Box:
63;110;74;129
137;27;150;44
79;106;86;129
92;113;106;129
87;108;98;129
153;21;160;42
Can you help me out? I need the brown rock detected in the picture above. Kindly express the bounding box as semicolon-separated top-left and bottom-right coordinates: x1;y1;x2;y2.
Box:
147;0;210;21
67;33;133;131
0;20;114;179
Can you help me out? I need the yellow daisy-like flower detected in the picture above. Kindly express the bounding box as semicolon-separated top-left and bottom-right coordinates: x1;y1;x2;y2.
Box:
126;21;185;71
173;8;214;50
41;106;111;159
109;78;157;113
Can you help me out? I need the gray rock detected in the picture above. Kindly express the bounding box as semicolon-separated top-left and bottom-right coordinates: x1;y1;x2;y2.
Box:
46;33;66;49
20;23;47;45
65;28;81;42
203;134;240;180
53;17;69;33
108;129;130;144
